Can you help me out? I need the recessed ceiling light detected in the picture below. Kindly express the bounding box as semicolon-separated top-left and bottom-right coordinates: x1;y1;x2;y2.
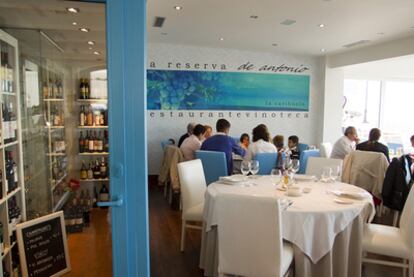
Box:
320;48;326;52
174;6;182;10
66;7;79;13
219;38;224;41
318;24;325;28
87;41;95;45
72;22;77;26
79;27;90;32
272;43;278;47
280;19;296;26
250;15;258;19
93;51;100;55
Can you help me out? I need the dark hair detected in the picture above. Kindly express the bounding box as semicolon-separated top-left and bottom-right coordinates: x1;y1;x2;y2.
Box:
288;135;299;144
344;126;356;136
368;128;381;141
168;138;175;145
240;133;249;143
216;119;231;132
193;124;206;136
273;135;284;149
252;124;270;142
410;135;414;141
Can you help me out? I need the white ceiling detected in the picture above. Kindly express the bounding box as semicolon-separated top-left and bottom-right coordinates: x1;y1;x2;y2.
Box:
148;0;414;56
0;0;413;61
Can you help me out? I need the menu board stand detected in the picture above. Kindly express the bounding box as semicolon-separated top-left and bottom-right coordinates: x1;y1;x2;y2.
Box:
16;211;71;277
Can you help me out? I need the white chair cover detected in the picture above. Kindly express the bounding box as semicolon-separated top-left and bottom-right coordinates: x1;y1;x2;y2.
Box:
320;142;333;158
306;157;343;176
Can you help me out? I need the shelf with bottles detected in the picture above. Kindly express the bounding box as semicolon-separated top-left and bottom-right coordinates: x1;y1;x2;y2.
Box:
79;104;107;128
62;188;96;233
79;157;109;181
78;126;108;129
2;95;18;146
45;103;65;128
41;69;64;100
78;130;109;154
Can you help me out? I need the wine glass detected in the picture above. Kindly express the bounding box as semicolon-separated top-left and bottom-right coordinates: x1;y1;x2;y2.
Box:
250;160;260;178
321;166;332;182
291;159;300;174
270;169;282;186
241;161;251;177
284;156;292;172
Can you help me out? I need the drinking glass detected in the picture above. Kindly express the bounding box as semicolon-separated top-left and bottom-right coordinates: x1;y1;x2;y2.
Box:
331;165;341;182
270;169;282;186
291;159;300;174
284;156;292;172
321;166;332;182
250;160;260;177
241;161;251;177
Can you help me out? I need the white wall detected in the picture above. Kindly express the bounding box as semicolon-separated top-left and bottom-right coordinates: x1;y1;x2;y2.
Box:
147;43;325;174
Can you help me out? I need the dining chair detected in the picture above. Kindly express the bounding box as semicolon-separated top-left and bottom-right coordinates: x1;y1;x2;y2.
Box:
255;152;277;175
298;143;309;153
298;149;320;174
320;142;333;158
177;159;206;252
195;150;228;185
216;193;294;277
306;157;343;176
362;185;414;277
161;139;174;150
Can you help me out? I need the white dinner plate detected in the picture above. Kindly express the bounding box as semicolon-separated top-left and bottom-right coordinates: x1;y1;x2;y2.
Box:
277;185;287;191
219;175;247;183
334;198;353;204
295;174;316;181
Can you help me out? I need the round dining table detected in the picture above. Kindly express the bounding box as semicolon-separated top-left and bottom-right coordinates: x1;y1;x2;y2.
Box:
199;175;375;277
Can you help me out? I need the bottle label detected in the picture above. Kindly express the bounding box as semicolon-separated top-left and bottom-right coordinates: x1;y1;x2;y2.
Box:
75;218;83;225
99;193;109;201
89;141;94;151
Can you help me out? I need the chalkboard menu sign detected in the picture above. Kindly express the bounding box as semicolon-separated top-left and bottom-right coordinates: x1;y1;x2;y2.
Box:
16;211;71;277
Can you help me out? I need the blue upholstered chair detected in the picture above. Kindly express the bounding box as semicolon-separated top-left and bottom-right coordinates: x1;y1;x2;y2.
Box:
195;150;228;185
298;143;309;153
254;153;277;175
298;149;320;174
161;139;174;150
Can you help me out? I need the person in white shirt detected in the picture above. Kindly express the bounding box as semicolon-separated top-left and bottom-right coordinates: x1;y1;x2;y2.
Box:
244;124;277;161
180;124;206;161
330;126;359;159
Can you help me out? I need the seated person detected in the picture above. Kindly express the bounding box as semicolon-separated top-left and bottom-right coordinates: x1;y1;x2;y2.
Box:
244;125;277;161
273;135;285;168
239;133;250;150
201;119;245;175
331;126;359;159
288;135;300;160
356;128;390;162
178;122;195;147
180;124;206;161
204;125;213;140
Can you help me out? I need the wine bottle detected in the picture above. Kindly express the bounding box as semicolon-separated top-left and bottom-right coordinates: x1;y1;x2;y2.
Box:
87;163;93;180
100;157;107;179
80;78;85;99
97;131;103;152
86;105;93;126
99;184;109;208
84;131;89;152
5;151;15;193
79;105;85;126
80;161;87;180
79;131;84;153
88;131;94;153
85;78;90;99
93;160;101;179
104;130;109;153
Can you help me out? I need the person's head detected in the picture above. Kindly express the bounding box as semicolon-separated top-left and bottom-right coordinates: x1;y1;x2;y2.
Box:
192;124;206;140
216;119;231;134
186;122;196;135
411;135;414;147
368;128;381;142
273;135;284;150
204;125;213;139
344;126;358;142
240;133;250;148
252;124;270;142
288;135;299;149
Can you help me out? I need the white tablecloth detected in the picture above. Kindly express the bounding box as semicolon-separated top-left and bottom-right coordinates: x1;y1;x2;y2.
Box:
203;176;375;264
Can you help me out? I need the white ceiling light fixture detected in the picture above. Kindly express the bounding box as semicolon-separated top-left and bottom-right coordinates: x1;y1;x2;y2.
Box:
89;47;93;50
320;48;326;52
88;41;95;45
318;23;325;28
93;51;100;55
174;6;182;11
72;22;77;26
219;37;225;41
66;7;80;13
79;27;90;32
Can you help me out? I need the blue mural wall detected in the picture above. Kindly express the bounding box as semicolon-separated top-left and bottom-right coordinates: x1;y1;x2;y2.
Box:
147;70;310;111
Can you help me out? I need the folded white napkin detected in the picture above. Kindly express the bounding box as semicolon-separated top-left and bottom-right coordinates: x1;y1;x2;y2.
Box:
330;190;370;200
218;175;250;185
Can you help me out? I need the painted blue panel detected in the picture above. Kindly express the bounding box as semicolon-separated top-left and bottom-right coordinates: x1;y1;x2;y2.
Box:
106;0;149;276
147;70;310;111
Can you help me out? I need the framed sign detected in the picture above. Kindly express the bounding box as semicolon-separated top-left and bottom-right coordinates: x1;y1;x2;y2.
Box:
16;211;71;277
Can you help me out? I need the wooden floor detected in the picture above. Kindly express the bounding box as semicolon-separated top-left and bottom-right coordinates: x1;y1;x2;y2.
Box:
65;208;112;277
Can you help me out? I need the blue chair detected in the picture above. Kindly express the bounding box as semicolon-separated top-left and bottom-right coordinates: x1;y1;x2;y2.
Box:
195;150;228;185
298;150;320;174
254;153;277;175
298;143;309;153
161;139;174;150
